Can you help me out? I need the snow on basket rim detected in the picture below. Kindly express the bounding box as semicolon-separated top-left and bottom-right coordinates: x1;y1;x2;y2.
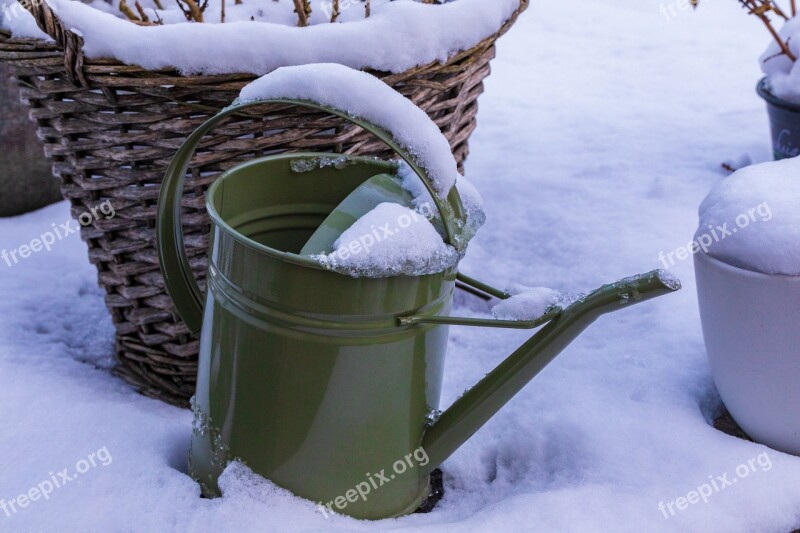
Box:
2;0;522;76
238;63;458;197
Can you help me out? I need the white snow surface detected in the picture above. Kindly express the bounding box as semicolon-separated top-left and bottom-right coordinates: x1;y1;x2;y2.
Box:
492;284;561;321
0;0;521;76
240;64;458;197
317;202;460;277
3;1;800;532
696;157;800;276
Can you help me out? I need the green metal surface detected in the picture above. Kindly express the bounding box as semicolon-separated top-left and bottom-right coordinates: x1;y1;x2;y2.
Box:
419;270;679;475
157;97;681;520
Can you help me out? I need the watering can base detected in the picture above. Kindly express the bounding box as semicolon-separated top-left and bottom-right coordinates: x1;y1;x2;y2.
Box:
188;448;437;519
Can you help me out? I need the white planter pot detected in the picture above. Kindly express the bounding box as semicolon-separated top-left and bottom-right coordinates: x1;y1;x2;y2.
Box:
695;251;800;455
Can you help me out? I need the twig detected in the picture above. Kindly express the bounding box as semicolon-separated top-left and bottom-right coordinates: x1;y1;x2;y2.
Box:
152;0;164;9
365;0;370;17
134;0;150;22
740;0;797;62
293;0;311;26
221;0;225;22
119;0;142;22
119;0;161;25
176;0;206;22
763;35;794;61
767;0;790;20
791;0;797;16
331;0;339;22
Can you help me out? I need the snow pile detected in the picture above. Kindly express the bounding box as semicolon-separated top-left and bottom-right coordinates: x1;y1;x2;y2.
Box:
761;16;800;103
316;202;460;277
240;64;459;197
311;165;486;277
697;157;800;275
0;0;522;76
491;284;561;321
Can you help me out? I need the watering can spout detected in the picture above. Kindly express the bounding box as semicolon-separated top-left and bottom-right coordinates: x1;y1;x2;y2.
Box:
419;270;681;476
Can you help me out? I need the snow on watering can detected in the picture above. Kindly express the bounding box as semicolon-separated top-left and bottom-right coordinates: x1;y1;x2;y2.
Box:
156;65;680;520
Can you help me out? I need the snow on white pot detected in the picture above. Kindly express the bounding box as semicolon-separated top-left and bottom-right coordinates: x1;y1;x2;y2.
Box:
694;157;800;455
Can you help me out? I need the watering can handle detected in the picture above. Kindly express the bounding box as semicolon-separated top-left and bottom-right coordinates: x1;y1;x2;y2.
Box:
157;98;467;335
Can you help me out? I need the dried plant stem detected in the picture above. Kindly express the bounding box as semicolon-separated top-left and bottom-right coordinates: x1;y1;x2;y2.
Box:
741;0;797;61
134;0;150;21
235;0;242;4
792;0;797;16
331;0;339;22
293;0;311;26
220;0;225;22
176;0;207;22
152;0;164;9
365;0;370;18
119;0;161;25
769;0;790;19
119;0;142;22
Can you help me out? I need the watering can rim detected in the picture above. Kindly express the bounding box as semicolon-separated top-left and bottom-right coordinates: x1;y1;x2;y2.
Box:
204;151;409;271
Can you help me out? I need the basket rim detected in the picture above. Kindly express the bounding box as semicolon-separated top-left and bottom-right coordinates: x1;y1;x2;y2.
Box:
1;0;528;85
0;2;510;405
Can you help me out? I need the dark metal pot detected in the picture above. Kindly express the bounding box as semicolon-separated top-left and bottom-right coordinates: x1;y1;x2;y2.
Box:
758;77;800;160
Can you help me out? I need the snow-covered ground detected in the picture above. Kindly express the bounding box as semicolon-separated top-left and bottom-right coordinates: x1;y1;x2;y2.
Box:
2;0;800;531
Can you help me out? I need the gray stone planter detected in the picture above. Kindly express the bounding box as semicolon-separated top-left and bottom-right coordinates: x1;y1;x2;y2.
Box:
0;62;61;217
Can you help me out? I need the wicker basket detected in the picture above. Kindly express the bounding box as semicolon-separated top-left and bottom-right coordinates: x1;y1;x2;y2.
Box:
0;0;528;406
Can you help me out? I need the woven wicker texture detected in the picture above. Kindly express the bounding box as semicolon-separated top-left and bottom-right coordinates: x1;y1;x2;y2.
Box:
0;0;527;406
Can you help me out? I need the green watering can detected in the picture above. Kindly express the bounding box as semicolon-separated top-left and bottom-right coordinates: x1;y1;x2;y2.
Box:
157;97;680;520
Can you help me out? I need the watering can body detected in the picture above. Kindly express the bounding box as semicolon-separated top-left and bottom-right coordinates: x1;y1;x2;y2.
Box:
158;98;680;520
190;153;455;517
